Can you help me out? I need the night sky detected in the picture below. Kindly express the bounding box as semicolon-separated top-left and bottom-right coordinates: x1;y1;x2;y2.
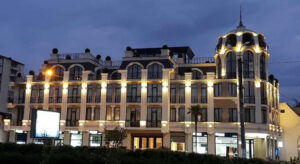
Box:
0;0;299;105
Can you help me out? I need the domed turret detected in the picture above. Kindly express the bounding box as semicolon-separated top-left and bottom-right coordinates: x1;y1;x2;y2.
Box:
214;9;269;81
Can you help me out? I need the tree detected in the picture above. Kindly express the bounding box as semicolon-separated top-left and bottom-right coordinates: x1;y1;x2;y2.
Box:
188;105;202;153
104;127;127;148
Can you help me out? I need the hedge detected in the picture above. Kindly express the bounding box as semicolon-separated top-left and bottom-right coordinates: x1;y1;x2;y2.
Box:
0;143;283;164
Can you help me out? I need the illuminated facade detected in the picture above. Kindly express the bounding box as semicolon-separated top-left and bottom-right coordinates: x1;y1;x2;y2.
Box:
3;23;282;159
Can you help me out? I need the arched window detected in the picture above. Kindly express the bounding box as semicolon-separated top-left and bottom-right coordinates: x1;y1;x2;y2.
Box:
110;72;121;80
192;70;202;79
258;34;266;48
216;37;223;50
217;56;222;78
96;69;102;80
127;64;142;80
69;66;82;81
226;52;236;79
51;66;64;81
242;33;255;46
148;63;163;79
243;51;254;79
260;53;266;80
225;34;237;47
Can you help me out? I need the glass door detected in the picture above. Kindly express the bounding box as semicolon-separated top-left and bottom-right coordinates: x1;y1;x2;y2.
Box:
246;139;254;159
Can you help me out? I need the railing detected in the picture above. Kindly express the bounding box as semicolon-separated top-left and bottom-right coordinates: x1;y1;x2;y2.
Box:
127;96;141;103
112;61;122;67
187;57;215;64
67;96;81;103
66;120;79;127
125;120;140;127
146;120;161;128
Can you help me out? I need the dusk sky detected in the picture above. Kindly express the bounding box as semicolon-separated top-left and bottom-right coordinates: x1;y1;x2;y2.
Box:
0;0;299;105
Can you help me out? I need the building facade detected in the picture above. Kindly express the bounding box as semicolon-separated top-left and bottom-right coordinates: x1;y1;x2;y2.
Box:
0;55;24;142
3;23;282;159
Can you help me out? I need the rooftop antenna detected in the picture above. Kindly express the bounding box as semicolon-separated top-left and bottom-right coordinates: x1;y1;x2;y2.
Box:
238;5;245;27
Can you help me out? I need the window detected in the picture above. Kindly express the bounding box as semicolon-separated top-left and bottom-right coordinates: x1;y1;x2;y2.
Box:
68;85;81;103
215;133;238;157
96;69;102;80
110;72;121;80
214;108;223;122
178;108;185;122
226;52;236;79
192;70;202;79
243;51;254;79
106;84;113;103
228;83;237;97
30;85;43;103
89;133;102;147
86;84;101;103
216;37;223;50
193;133;208;154
201;84;207;103
261;83;267;105
214;83;222;97
147;108;162;127
70;133;82;147
260;53;266;80
244;81;255;104
127;64;142;80
66;108;80;126
115;85;121;103
133;136;162;150
217;56;222;78
127;84;141;103
148;63;163;79
225;34;237;47
258;34;266;48
147;84;162;103
179;84;185;103
191;84;198;103
170;108;176;122
261;109;267;124
16;107;24;126
86;107;92;120
49;85;62;103
18;87;25;104
126;108;140;127
106;107;120;121
170;84;176;103
245;108;255;123
69;66;82;81
191;108;207;122
51;66;64;81
228;108;237;122
242;33;255;46
94;108;100;120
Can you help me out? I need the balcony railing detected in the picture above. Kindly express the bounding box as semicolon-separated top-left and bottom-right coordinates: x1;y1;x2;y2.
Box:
125;120;140;127
67;96;81;103
146;120;161;128
187;57;215;64
66;120;79;127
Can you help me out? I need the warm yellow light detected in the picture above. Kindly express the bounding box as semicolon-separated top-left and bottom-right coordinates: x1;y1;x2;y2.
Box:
141;82;147;88
221;69;226;77
236;32;243;36
82;83;87;89
255;45;261;53
63;83;68;89
163;81;168;87
101;82;107;88
142;87;147;93
44;83;50;89
255;81;261;88
121;87;126;93
63;88;68;94
140;121;146;126
44;88;49;93
121;82;127;87
207;81;214;87
185;122;191;127
46;69;52;76
208;124;213;128
252;32;258;36
235;43;242;52
185;81;191;87
26;83;31;89
99;120;105;126
163;86;168;92
219;46;225;55
81;88;87;94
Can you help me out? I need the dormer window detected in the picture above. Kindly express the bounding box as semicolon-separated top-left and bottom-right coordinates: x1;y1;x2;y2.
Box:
127;64;142;80
225;34;237;47
148;63;163;79
192;70;202;80
69;66;82;81
258;34;266;48
51;66;64;81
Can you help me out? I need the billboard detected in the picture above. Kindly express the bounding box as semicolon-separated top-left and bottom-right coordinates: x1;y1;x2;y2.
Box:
31;109;60;138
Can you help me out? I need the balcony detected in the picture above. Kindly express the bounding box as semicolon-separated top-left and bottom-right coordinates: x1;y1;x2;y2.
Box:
146;120;161;128
187;57;215;64
67;96;81;103
125;120;140;127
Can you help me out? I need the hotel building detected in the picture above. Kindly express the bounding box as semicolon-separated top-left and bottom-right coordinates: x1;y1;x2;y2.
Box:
3;22;282;159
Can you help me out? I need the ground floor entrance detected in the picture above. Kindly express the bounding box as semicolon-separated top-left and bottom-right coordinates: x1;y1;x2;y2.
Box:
132;135;163;150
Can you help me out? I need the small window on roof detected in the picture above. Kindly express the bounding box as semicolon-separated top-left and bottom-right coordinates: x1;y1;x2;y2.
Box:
216;37;223;50
258;34;266;48
242;33;255;46
225;34;237;47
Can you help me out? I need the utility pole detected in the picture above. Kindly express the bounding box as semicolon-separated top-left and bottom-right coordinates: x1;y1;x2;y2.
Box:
238;57;246;158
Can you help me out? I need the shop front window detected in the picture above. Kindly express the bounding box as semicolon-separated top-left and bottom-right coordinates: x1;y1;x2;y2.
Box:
70;133;82;147
132;136;162;150
89;133;102;147
215;133;238;157
193;132;208;154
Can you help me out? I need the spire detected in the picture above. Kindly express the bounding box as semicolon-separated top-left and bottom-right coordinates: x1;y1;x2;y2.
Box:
238;5;245;27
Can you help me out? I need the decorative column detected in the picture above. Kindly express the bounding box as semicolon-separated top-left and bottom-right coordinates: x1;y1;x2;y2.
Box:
184;72;192;122
140;69;147;128
99;73;108;132
254;52;262;123
119;70;127;128
79;71;90;131
60;71;69;131
161;69;170;134
43;71;51;110
206;72;215;155
23;75;33;130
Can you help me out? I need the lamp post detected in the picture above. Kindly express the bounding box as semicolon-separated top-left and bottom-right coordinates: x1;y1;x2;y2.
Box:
237;53;246;158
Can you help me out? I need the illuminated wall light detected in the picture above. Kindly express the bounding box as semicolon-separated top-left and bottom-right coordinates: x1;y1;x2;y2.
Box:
221;69;226;77
101;82;107;89
119;121;125;127
26;83;31;89
208;124;213;128
161;121;168;127
236;32;243;36
255;81;261;88
46;69;53;76
141;82;147;88
185;121;191;127
44;88;49;93
44;83;50;89
142;87;147;93
140;121;146;126
4;119;10;126
82;83;87;89
121;82;127;88
185;81;191;87
163;81;168;87
235;43;242;52
79;120;85;126
99;120;105;126
63;88;68;94
63;83;68;89
163;86;168;92
207;81;214;87
255;45;261;53
121;87;126;93
60;120;65;126
219;46;225;55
